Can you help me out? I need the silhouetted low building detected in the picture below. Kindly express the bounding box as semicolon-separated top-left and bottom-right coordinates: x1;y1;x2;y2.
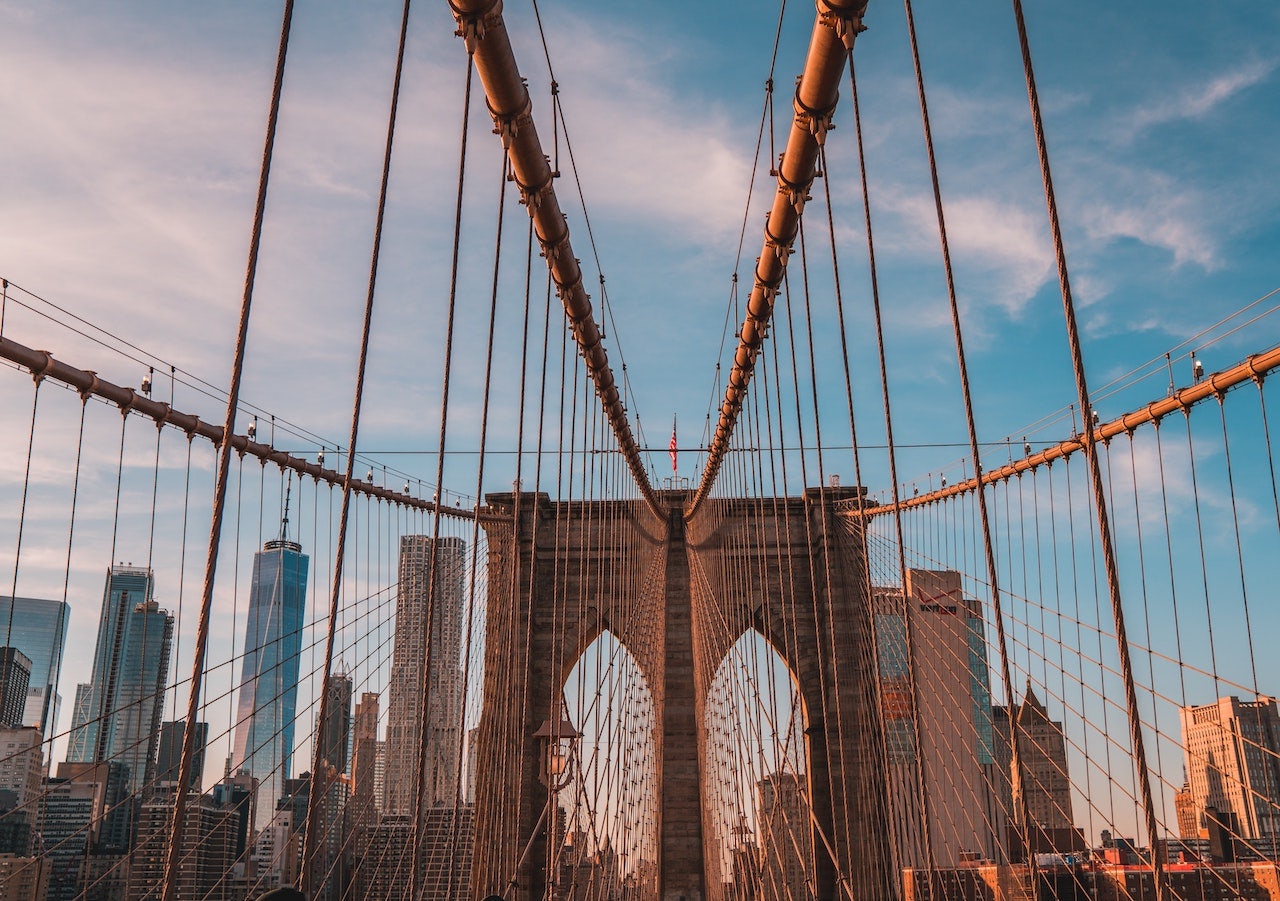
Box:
902;861;1280;900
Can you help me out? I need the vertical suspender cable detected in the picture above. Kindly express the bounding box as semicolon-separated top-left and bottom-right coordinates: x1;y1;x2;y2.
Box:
162;4;294;896
900;0;1038;879
691;1;869;517
301;0;413;892
411;45;475;893
1010;3;1166;892
844;48;940;889
1;379;41;720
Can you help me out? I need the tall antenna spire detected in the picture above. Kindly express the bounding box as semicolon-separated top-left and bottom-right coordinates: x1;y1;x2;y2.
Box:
279;472;292;543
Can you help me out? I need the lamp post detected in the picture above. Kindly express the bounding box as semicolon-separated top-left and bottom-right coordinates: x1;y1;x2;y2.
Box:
533;715;580;900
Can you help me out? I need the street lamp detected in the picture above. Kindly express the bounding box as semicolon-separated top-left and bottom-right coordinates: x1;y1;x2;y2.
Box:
533;714;580;791
533;714;580;901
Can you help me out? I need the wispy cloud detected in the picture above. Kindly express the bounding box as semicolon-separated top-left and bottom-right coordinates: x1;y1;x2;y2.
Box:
528;16;756;249
1076;170;1219;270
1129;58;1277;133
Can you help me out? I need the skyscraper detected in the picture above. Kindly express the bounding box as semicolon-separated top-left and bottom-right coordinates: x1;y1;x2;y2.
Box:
319;669;353;774
351;691;380;830
231;504;309;821
873;569;993;867
0;648;31;728
308;674;355;899
0;725;43;854
39;775;99;901
0;595;71;732
991;682;1082;857
65;566;174;796
1180;695;1280;844
756;771;813;900
156;719;208;790
130;787;239;899
385;535;466;815
752;773;814;895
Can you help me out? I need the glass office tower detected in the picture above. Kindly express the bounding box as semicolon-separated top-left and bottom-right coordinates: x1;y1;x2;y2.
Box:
66;566;174;796
0;595;71;732
231;516;309;822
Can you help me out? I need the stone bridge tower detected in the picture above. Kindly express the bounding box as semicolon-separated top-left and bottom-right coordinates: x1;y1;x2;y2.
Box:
471;487;895;901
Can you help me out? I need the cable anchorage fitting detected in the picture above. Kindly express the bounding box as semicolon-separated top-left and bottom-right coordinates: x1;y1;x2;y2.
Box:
775;153;815;213
816;0;869;50
793;82;839;146
487;89;532;150
763;216;796;264
449;0;503;53
538;227;569;263
514;166;555;212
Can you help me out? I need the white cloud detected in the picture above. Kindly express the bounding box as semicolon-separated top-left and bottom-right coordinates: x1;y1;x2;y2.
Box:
868;183;1054;319
1129;58;1277;133
1078;175;1219;270
527;17;756;249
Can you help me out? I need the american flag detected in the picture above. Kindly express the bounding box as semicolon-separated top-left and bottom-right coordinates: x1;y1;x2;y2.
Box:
668;418;677;473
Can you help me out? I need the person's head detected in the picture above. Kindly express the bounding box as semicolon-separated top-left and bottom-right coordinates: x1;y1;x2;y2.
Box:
257;889;306;901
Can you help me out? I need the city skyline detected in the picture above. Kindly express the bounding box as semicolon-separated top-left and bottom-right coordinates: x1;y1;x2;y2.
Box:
16;549;1280;845
0;5;1274;860
0;2;1275;896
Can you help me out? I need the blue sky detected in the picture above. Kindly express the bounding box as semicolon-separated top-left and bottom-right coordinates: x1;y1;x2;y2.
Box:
1;0;1276;487
1;0;1278;812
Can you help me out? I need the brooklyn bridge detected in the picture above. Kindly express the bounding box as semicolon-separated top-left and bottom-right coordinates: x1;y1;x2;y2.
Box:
0;1;1277;900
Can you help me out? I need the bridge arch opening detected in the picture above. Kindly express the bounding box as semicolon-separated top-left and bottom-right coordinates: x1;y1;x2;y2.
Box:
559;628;659;898
705;628;814;901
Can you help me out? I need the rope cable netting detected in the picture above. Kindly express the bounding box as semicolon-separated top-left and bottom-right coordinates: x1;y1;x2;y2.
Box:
0;2;1277;901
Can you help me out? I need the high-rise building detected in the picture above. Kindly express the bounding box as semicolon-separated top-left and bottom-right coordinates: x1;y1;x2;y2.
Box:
352;807;474;901
307;772;352;901
0;854;48;900
252;799;303;890
419;804;474;901
211;772;257;866
0;725;43;854
351;692;380;830
873;569;994;867
990;682;1082;858
230;505;309;821
39;776;98;901
156;719;208;790
725;817;761;901
54;760;133;853
384;535;466;815
311;671;355;901
65;566;174;797
756;771;813;900
319;670;353;775
41;761;131;900
465;725;479;804
130;786;239;899
352;815;413;901
0;595;71;732
1175;782;1198;839
1180;695;1280;843
375;741;386;813
0;648;31;728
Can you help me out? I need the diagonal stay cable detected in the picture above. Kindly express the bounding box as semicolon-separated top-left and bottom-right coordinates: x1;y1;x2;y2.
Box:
300;0;414;892
162;3;294;896
447;0;659;514
689;0;869;516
